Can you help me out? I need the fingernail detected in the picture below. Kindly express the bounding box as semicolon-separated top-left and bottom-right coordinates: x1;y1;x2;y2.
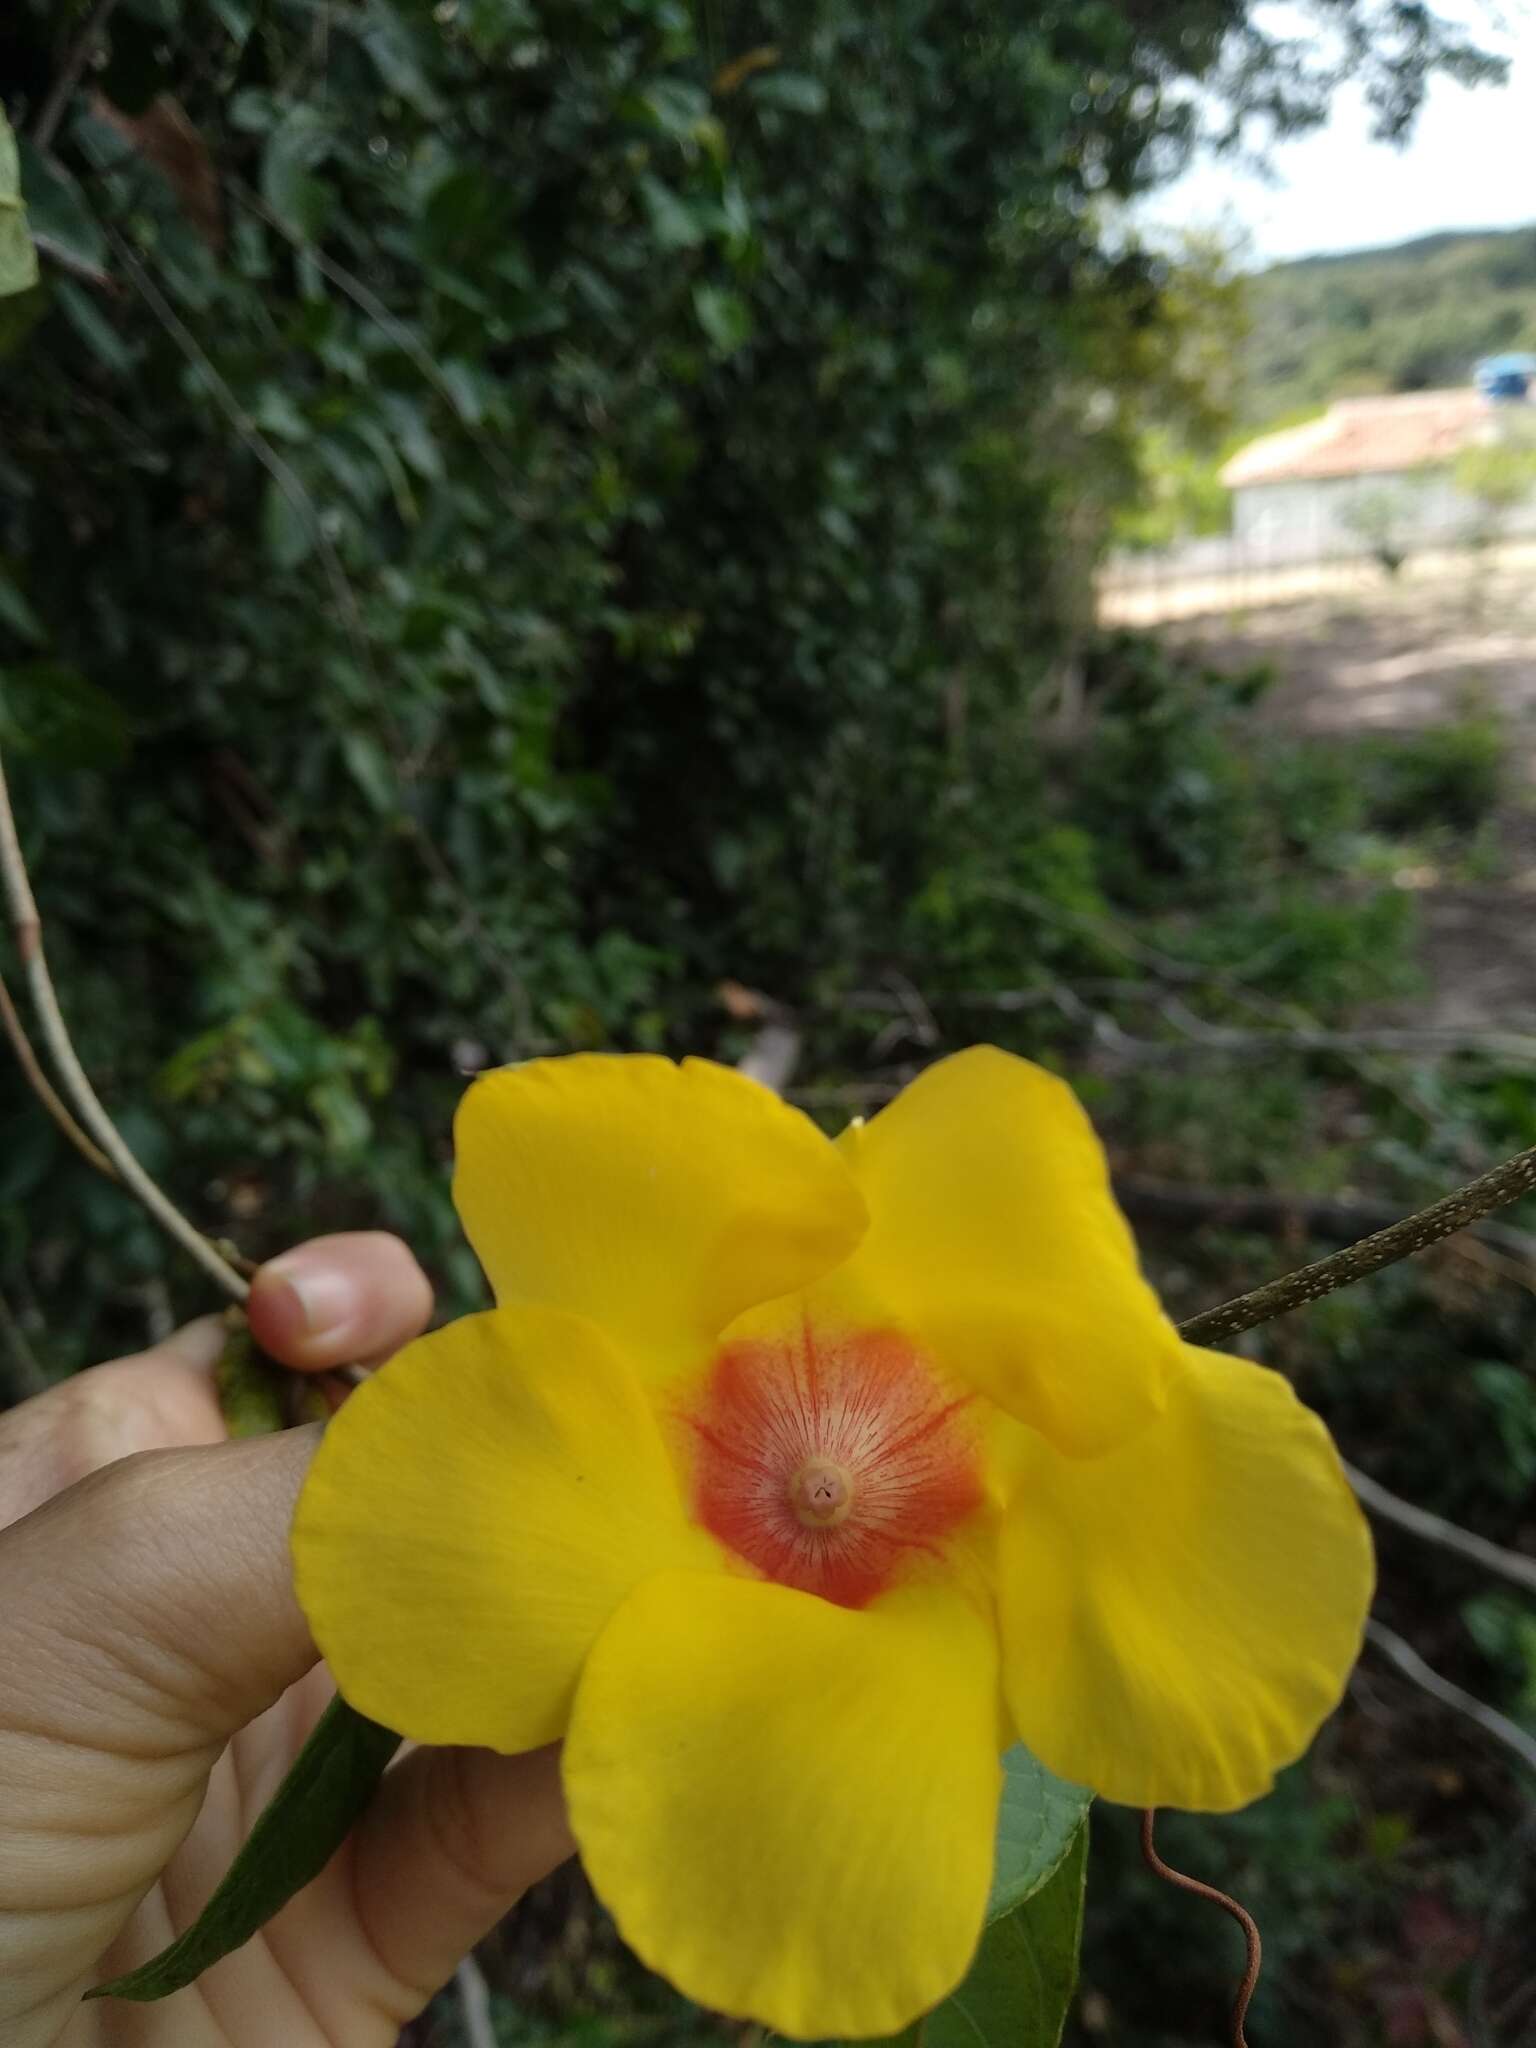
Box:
261;1257;358;1341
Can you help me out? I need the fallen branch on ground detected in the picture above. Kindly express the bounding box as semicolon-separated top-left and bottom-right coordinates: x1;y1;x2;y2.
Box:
1344;1464;1536;1600
1365;1620;1536;1777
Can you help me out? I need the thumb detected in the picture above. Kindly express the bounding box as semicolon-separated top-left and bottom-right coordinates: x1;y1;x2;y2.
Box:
0;1430;323;2042
1;1427;320;1753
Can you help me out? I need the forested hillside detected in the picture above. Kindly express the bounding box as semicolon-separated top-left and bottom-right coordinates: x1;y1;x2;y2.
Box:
1243;221;1536;424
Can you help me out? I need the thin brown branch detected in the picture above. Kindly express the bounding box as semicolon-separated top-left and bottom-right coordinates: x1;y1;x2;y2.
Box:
0;747;248;1303
33;0;122;151
1176;1143;1536;1347
0;964;116;1177
1345;1465;1536;1600
1365;1620;1536;1777
1140;1810;1261;2047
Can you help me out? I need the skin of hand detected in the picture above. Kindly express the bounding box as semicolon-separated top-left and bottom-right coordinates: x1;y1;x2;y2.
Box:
0;1233;574;2048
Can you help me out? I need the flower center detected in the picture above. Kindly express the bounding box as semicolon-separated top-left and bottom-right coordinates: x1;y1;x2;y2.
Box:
789;1456;854;1528
683;1317;980;1609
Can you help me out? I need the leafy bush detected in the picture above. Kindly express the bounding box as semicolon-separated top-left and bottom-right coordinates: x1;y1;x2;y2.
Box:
1364;709;1506;835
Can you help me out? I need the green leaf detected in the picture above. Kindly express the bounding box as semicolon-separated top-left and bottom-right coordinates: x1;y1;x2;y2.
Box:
987;1743;1092;1922
0;280;46;361
88;1696;401;2002
358;1;445;118
815;1819;1090;2048
262;476;316;570
19;140;107;273
0;569;46;647
629;80;712;141
751;72;829;116
261;106;333;240
208;0;254;48
0;663;130;768
926;1821;1088;2048
0;111;38;300
341;729;396;814
639;175;705;251
693;283;753;356
56;279;136;374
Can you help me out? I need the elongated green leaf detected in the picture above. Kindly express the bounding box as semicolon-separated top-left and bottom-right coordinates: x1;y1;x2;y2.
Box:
88;1697;400;2003
987;1743;1092;1922
0;110;38;300
18;140;106;274
261;105;333;240
925;1821;1088;2048
0;663;130;768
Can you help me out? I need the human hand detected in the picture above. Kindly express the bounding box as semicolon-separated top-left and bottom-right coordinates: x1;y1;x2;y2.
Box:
0;1233;574;2047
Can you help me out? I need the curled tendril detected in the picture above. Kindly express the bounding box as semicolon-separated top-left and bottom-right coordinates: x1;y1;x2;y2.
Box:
1140;1809;1263;2047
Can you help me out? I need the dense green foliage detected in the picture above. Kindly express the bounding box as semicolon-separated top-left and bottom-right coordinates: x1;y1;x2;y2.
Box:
1;0;1493;1360
1243;222;1536;425
5;2;1535;2044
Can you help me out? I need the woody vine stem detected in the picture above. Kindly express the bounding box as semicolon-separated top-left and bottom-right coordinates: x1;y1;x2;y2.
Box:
0;745;249;1303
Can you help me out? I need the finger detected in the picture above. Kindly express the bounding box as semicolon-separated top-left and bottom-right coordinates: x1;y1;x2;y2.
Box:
248;1232;435;1372
342;1743;574;2004
0;1317;228;1531
0;1426;321;1749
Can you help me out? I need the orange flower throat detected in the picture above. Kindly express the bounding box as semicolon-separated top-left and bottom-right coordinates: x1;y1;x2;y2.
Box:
686;1319;981;1608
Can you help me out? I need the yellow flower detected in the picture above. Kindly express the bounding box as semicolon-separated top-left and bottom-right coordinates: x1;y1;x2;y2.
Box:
291;1047;1372;2040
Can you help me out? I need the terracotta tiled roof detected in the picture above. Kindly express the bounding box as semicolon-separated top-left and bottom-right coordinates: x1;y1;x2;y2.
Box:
1221;389;1492;488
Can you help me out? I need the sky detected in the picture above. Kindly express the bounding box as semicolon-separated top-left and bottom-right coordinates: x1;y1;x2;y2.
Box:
1139;2;1536;266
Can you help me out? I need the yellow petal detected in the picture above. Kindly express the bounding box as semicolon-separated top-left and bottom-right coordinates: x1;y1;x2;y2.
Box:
996;1344;1373;1811
291;1306;722;1750
564;1571;1002;2040
454;1055;868;1364
820;1046;1178;1456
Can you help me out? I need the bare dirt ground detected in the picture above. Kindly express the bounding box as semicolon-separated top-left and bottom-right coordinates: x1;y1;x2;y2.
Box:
1108;544;1536;1034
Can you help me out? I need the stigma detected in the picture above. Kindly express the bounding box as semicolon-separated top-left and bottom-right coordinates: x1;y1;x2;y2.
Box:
790;1456;854;1528
684;1317;981;1608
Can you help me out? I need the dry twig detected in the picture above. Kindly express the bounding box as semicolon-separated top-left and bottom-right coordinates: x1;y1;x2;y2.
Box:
33;0;121;151
454;1957;498;2048
1344;1465;1536;1600
1365;1620;1536;1777
0;965;115;1176
0;746;248;1302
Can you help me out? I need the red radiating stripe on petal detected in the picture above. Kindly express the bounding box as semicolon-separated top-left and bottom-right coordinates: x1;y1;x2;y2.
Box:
686;1322;982;1609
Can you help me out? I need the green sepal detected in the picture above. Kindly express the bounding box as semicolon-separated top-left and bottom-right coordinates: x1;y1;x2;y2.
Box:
214;1319;329;1436
86;1696;401;2002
